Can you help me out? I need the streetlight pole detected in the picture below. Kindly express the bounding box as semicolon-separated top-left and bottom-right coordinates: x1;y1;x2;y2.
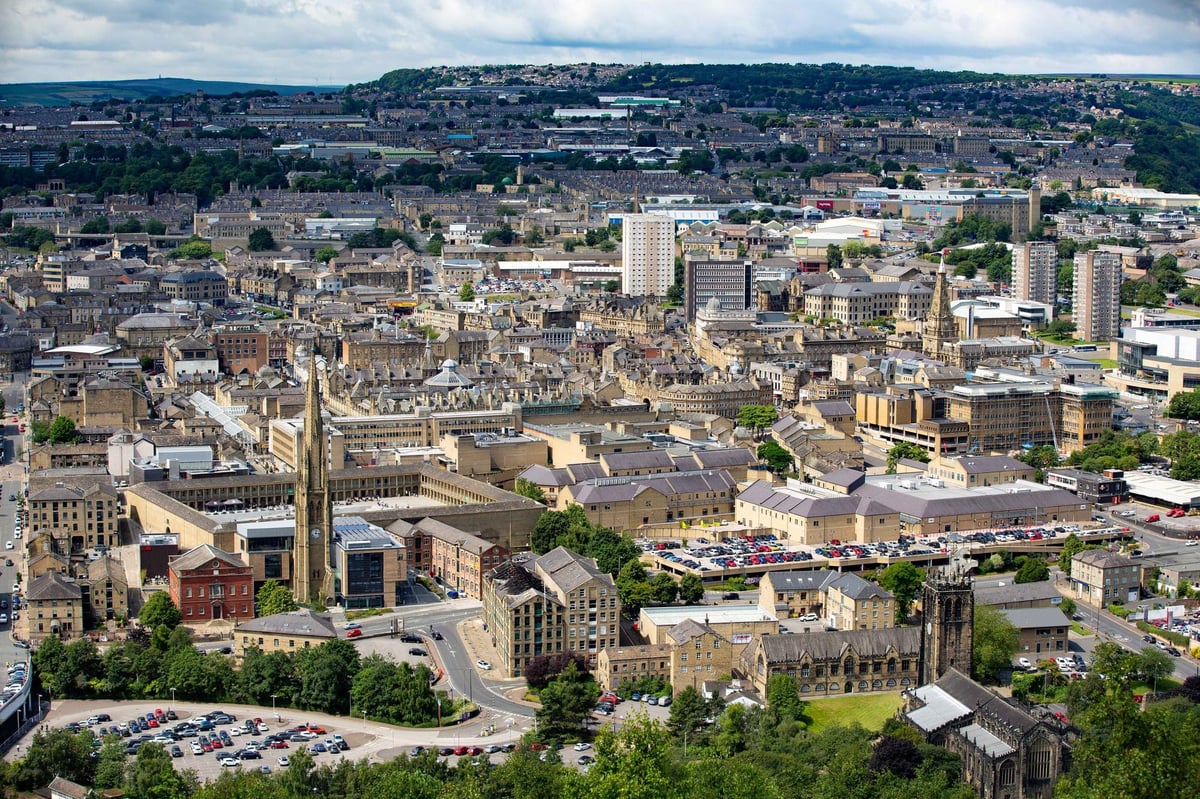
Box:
271;694;279;723
169;687;176;711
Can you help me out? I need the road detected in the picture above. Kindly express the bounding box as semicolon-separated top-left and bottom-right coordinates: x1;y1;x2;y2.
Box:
0;368;27;673
345;601;534;721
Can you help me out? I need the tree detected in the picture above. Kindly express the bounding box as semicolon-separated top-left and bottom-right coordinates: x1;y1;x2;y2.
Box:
1058;533;1099;577
737;404;778;439
1168;388;1200;421
29;420;50;444
826;244;843;270
296;639;360;716
255;579;298;617
514;478;547;505
144;218;167;236
1013;556;1050;584
616;558;654;615
1016;444;1060;482
48;415;81;445
886;441;929;473
756;440;794;474
879;562;924;622
169;237;213;260
6;728;97;790
868;735;923;779
1043;319;1077;340
1060;596;1077;618
535;660;600;738
459;283;475;302
972;604;1019;681
314;246;339;263
667;685;708;741
126;742;193;799
524;651;587;690
765;673;805;720
139;591;181;630
650;572;679;604
1136;647;1174;686
247;226;277;251
678;572;704;605
603;279;620;293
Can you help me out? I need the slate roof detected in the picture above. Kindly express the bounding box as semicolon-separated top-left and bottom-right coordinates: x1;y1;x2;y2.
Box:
974;580;1062;607
26;570;83;602
536;546;612;595
958;723;1016;758
1000;607;1070;630
757;626;921;664
236;608;337;639
1074;549;1138;570
825;571;893;602
932;668;1039;735
600;449;676;472
569;470;734;505
950;455;1031;475
170;544;246;574
666;617;718;645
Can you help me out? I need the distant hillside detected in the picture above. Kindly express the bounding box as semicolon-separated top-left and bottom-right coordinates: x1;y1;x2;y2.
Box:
0;77;343;107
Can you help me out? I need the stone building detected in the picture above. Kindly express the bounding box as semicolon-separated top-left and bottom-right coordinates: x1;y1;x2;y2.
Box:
482;547;620;678
904;668;1066;799
168;544;256;622
737;626;922;697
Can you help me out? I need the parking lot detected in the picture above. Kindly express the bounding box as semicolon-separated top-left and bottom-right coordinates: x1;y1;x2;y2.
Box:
18;697;670;778
640;523;1125;580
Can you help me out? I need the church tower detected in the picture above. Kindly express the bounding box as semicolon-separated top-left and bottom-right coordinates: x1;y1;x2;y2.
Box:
920;568;975;685
922;253;957;359
293;357;333;603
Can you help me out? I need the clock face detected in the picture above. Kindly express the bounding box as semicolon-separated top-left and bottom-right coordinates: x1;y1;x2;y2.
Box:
311;528;321;540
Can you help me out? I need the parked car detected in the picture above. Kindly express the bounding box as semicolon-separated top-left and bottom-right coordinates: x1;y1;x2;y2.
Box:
476;659;492;670
1146;514;1161;523
346;628;363;639
408;647;428;657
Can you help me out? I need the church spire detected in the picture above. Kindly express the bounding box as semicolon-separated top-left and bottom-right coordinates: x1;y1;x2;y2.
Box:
294;353;332;603
923;250;956;359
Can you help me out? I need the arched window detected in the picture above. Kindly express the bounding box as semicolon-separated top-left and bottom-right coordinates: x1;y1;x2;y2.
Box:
858;680;868;691
999;759;1017;787
872;680;882;689
1026;738;1054;782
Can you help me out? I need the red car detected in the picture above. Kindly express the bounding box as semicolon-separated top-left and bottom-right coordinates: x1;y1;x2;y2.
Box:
453;745;468;756
268;741;289;749
346;628;362;638
1146;514;1161;523
467;746;482;755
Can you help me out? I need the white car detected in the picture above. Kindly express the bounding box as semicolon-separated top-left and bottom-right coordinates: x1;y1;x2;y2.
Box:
475;659;492;670
4;542;11;550
573;742;591;751
220;757;240;767
1017;657;1033;670
343;622;362;630
277;756;290;767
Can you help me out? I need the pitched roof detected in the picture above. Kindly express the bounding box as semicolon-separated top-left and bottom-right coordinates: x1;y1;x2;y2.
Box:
170;544;246;574
974;580;1062;607
932;667;1039;735
1074;549;1138;569
536;546;612;594
236;608;337;639
1000;607;1070;630
27;570;83;602
757;626;921;664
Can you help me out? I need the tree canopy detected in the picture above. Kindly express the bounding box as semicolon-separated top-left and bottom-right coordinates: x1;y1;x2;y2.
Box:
972;604;1019;681
886;442;930;474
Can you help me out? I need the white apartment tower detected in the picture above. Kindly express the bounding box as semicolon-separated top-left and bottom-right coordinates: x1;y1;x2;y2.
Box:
1012;241;1057;305
621;213;675;297
1073;250;1122;341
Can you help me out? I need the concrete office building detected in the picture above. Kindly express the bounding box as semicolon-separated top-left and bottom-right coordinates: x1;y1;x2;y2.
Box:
621;213;675;297
1012;242;1058;306
683;256;754;324
1073;250;1122;341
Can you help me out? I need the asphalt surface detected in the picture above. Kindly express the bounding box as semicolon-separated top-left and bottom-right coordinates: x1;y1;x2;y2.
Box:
0;370;27;673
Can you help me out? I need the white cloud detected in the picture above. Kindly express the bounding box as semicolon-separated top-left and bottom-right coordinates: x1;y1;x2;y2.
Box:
1;0;1197;86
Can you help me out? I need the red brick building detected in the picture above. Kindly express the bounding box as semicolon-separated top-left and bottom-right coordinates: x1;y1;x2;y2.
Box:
168;544;255;622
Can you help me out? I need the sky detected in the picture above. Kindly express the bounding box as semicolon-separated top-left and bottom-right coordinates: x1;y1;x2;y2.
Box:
1;0;1198;87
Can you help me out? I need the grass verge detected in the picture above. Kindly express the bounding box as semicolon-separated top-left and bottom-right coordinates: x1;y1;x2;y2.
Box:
805;692;903;733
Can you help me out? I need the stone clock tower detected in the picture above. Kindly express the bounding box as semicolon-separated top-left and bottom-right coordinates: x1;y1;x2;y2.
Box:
920;568;974;685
